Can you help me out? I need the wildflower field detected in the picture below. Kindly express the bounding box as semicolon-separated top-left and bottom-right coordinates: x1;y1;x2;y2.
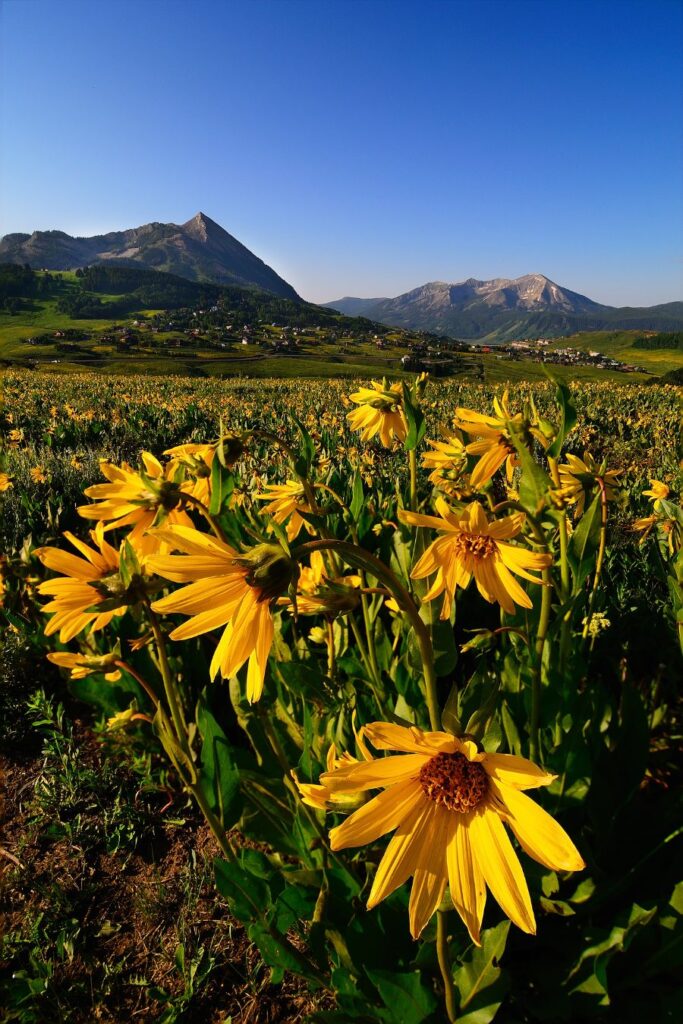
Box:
1;368;682;1024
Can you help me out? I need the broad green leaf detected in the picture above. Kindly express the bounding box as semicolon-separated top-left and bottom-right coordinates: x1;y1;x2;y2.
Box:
366;968;438;1023
196;704;242;828
453;920;510;1024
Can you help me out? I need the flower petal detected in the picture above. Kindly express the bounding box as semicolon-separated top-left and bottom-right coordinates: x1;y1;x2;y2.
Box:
469;806;536;934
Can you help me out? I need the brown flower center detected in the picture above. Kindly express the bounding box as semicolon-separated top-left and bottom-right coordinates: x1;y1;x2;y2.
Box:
453;532;497;560
418;752;489;812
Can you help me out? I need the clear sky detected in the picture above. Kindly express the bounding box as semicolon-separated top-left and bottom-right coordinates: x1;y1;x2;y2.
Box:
1;0;681;305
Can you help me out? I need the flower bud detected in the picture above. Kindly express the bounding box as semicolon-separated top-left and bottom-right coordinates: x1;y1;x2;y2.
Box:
234;543;299;600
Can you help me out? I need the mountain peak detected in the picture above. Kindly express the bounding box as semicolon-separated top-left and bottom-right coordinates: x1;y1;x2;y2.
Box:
0;214;300;300
182;211;224;242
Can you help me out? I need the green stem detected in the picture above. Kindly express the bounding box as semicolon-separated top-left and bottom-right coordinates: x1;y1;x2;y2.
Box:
557;511;572;670
114;660;160;708
437;910;457;1023
145;601;189;754
297;539;441;730
530;562;552;763
183;493;230;544
409;448;418;512
582;478;608;644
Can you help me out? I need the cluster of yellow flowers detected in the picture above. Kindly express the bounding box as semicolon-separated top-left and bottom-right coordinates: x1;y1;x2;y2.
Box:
25;379;605;949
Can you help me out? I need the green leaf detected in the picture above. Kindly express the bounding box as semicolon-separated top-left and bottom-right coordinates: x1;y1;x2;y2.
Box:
453;920;510;1024
402;385;426;451
567;492;602;589
213;857;270;924
196;704;242;829
350;470;364;522
546;374;577;459
366;968;438;1023
292;413;316;474
208;457;234;516
507;423;551;515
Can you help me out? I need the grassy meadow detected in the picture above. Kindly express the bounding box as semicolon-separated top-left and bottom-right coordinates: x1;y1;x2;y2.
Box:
1;368;682;1023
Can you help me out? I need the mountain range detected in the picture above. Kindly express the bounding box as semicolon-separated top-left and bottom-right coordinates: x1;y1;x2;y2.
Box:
325;275;683;341
0;213;299;301
2;214;681;341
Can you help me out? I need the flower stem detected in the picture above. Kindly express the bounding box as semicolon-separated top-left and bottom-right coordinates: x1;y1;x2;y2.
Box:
297;539;441;730
409;448;418;512
144;601;189;754
437;910;457;1023
530;562;552;763
582;478;608;644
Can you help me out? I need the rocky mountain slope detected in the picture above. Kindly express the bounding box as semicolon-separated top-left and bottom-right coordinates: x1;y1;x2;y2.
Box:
0;213;299;300
326;274;683;340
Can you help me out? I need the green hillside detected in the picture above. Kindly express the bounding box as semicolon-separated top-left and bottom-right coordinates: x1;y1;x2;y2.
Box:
0;264;672;384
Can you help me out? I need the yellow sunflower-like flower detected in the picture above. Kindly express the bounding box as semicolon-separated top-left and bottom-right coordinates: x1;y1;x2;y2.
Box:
149;527;297;702
455;390;550;489
321;721;584;942
254;479;315;541
347;381;407;447
0;472;13;492
557;452;622;517
31;466;48;484
399;498;550;617
36;524;130;642
77;453;196;559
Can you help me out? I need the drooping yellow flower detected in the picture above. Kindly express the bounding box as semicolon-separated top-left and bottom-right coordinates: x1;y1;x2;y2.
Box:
149;527;297;701
322;721;584;942
47;651;122;682
643;479;669;502
294;743;366;811
164;443;217;507
421;435;471;498
287;550;361;614
557;452;622;516
347;381;407;447
77;453;196;559
0;472;13;492
399;499;551;617
455;390;550;489
254;480;315;541
36;524;130;642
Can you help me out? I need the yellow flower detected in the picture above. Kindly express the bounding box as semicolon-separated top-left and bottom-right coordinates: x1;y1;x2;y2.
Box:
254;479;315;541
106;707;135;731
164;442;217;506
77;453;195;558
455;390;550;489
347;381;407;447
557;452;621;516
421;435;471;498
0;472;12;491
31;466;48;484
322;721;584;942
399;499;551;617
47;651;122;682
294;743;367;811
36;524;129;642
643;479;669;502
288;550;361;614
70;455;84;470
149;527;297;702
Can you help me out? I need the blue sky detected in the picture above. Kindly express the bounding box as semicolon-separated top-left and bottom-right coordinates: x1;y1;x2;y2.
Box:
1;0;681;305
